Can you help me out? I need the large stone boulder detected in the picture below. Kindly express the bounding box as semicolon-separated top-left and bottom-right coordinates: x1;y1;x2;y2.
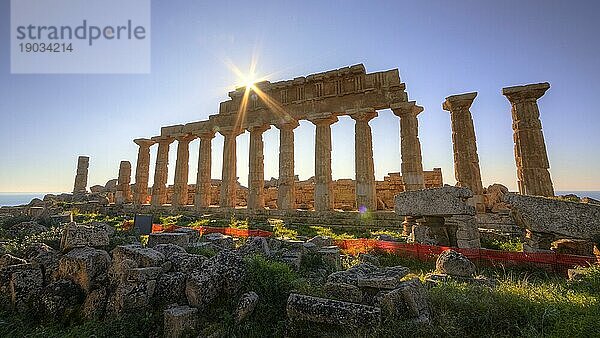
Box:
8;264;44;312
38;279;85;321
163;305;198;338
379;278;432;324
57;246;111;293
505;193;600;240
111;245;166;269
152;244;205;275
395;186;475;217
238;237;271;257
185;250;246;309
156;272;187;306
484;184;510;213
435;250;476;277
24;243;60;284
286;293;381;328
60;222;110;251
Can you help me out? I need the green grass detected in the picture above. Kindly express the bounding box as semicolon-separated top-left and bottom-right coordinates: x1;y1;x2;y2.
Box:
481;237;523;252
0;311;161;338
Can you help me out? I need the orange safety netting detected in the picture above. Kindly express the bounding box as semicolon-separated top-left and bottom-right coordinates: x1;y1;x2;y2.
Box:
151;223;273;238
149;223;599;273
335;238;600;273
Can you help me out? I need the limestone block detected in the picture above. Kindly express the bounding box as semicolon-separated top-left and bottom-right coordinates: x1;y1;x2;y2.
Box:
147;233;190;249
57;246;111;293
395;186;475;217
286;293;381;328
506;193;600;240
60;222;110;251
163;305;198;338
379;278;431;324
356;266;410;289
435;250;476;277
323;282;363;303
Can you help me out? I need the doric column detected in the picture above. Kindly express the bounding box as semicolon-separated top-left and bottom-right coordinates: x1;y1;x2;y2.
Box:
276;121;299;210
442;92;484;195
219;128;241;208
133;138;155;205
194;131;215;209
349;109;378;212
309;115;338;211
73;156;89;194
171;134;196;207
115;160;132;204
391;102;426;191
151;136;174;206
502;82;554;197
247;124;270;210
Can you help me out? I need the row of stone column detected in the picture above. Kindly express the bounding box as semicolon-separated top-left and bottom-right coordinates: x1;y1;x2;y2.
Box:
441;83;554;200
131;103;428;211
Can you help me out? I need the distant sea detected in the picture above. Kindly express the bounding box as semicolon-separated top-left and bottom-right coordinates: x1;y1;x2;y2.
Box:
0;191;599;207
0;193;62;207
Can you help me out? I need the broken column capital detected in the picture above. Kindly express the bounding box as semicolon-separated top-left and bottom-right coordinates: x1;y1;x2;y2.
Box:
308;113;338;126
442;92;477;111
173;133;196;143
391;101;423;117
502;82;550;103
133;138;155;148
150;135;175;145
348;108;378;122
217;126;243;138
247;124;271;134
275;119;300;131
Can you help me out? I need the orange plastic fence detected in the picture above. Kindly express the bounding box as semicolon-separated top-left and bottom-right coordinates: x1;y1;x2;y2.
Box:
150;224;599;273
335;238;600;273
151;223;272;238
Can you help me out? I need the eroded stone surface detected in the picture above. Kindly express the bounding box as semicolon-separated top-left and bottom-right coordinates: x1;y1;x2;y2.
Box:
435;250;476;277
395;186;475;217
505;193;600;240
286;293;381;328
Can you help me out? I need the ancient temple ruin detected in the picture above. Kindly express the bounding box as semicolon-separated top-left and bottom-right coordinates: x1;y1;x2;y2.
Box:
64;65;579;251
131;64;445;216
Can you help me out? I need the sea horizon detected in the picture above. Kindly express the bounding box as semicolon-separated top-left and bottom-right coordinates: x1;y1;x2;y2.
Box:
0;190;599;207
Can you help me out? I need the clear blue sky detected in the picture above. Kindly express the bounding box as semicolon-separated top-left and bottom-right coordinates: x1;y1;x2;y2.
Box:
1;0;599;193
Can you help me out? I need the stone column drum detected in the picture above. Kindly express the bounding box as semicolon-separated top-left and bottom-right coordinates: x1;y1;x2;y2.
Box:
350;110;378;212
151;136;174;206
115;160;132;204
502;82;554;197
310;115;338;211
247;125;270;210
391;102;426;191
276;121;299;210
194;131;215;209
172;134;196;207
219;128;241;208
442;92;484;195
133;138;155;205
392;102;426;235
73;156;90;194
